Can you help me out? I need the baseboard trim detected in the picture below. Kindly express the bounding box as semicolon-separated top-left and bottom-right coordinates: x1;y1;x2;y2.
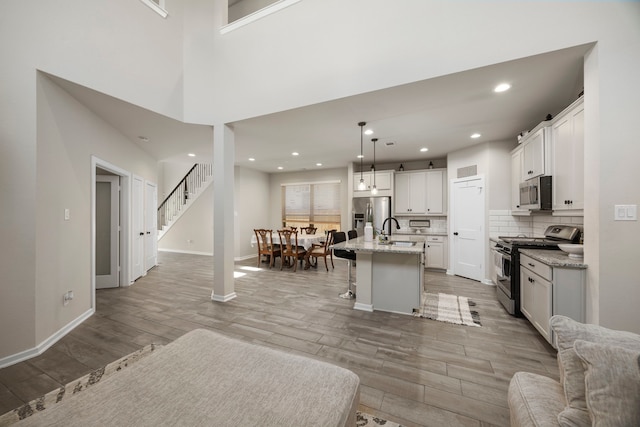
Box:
353;302;373;312
158;248;213;256
0;308;94;369
211;292;237;302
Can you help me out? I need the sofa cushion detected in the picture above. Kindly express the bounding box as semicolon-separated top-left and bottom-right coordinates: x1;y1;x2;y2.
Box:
550;315;640;425
574;340;640;427
508;372;566;427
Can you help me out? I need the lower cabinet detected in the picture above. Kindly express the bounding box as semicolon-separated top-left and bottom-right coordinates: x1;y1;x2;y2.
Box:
425;235;447;269
520;253;585;345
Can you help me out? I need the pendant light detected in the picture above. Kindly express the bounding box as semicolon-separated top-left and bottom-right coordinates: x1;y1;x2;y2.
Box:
370;138;378;195
357;122;366;190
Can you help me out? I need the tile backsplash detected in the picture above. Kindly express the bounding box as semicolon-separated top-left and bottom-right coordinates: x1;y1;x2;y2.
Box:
489;210;583;238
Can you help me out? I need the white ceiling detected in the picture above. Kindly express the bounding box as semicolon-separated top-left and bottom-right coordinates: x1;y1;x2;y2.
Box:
49;44;589;171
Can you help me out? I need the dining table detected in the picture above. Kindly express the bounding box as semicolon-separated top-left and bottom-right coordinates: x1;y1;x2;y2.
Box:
250;232;325;251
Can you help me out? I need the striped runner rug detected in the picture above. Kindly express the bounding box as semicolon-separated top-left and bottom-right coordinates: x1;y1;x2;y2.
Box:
414;292;481;327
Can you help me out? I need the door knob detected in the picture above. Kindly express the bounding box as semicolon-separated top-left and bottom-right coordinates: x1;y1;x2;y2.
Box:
139;232;144;236
453;232;459;236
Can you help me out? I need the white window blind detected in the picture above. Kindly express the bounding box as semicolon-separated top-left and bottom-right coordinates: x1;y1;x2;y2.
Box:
281;182;341;232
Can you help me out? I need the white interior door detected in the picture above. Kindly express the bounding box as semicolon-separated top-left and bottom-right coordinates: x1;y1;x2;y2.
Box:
145;181;158;271
451;176;485;281
132;175;144;280
96;175;120;289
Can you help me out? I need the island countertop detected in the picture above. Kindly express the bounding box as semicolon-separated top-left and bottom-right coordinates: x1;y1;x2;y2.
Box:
332;235;425;255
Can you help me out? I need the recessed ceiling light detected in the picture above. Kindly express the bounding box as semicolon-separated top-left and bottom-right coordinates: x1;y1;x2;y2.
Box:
292;152;299;156
277;166;284;170
420;147;429;152
188;153;196;157
248;158;255;161
471;133;481;139
494;83;511;93
316;163;322;167
364;129;374;136
357;154;364;159
137;136;149;142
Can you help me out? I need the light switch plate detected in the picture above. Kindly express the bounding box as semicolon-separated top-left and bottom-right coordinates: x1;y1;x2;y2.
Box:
64;208;70;221
614;204;637;221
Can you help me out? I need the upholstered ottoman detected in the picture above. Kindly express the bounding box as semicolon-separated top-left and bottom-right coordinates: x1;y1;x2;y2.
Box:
15;329;360;426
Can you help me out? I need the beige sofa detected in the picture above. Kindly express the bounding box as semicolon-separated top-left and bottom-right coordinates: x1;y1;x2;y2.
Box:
6;329;360;426
508;315;640;426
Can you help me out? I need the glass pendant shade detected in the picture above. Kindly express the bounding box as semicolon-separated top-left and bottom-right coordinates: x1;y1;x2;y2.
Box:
358;178;366;190
357;121;366;190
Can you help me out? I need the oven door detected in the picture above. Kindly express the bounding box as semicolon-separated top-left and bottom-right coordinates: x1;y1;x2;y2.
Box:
493;249;512;298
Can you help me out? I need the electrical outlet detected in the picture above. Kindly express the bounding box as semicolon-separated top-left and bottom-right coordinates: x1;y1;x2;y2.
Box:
63;290;74;306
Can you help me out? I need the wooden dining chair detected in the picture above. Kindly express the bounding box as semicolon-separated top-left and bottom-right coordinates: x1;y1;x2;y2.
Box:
305;230;335;271
301;226;317;235
277;229;306;272
254;229;281;269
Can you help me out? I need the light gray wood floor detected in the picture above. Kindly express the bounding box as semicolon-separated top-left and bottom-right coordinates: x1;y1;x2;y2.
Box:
0;252;558;426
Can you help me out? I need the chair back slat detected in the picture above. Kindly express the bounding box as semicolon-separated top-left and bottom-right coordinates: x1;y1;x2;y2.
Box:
254;229;273;250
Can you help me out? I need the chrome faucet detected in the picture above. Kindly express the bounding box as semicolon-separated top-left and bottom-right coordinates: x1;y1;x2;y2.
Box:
381;217;401;234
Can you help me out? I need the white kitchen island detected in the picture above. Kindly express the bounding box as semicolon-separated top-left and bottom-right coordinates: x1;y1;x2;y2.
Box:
332;235;426;315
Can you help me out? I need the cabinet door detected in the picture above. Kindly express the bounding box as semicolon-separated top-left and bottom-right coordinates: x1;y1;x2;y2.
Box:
552;116;574;210
570;106;584;210
426;242;444;268
425;170;444;214
523;128;545;180
407;172;427;214
353;172;372;192
511;148;527;213
394;173;411;214
521;267;552;343
520;269;535;322
375;171;392;190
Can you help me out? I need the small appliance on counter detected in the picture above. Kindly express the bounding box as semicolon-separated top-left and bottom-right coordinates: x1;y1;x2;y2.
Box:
493;225;581;316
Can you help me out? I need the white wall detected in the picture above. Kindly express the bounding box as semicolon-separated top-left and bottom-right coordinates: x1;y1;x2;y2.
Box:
158;183;214;255
34;74;158;347
235;166;271;260
0;0;185;360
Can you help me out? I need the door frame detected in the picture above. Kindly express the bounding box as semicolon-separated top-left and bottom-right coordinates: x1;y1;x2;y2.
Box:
132;174;145;281
91;156;132;309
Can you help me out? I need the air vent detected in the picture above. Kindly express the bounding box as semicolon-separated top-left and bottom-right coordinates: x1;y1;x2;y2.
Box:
385;142;395;146
457;165;477;178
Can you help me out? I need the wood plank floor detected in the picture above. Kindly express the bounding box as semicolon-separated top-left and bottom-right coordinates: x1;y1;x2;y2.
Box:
0;252;558;426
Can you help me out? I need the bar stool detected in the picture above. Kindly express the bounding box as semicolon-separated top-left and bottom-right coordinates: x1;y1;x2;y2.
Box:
333;231;356;299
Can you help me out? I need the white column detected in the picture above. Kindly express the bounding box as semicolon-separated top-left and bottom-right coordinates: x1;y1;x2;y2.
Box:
211;124;236;302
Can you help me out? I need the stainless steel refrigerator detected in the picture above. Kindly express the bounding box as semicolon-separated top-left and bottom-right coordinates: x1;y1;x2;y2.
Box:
352;197;392;236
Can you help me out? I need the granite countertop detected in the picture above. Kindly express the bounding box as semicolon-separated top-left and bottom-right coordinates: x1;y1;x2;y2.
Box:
519;249;588;269
332;236;425;254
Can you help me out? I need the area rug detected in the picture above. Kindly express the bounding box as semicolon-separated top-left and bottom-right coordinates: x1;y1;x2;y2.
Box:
414;292;481;327
356;411;403;426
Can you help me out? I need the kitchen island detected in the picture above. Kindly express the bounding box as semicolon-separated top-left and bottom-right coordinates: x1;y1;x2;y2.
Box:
332;235;426;315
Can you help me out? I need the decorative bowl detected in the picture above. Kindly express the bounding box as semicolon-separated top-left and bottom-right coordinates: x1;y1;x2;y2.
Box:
558;244;584;259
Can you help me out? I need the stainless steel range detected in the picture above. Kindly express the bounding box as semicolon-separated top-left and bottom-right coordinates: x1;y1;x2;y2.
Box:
493;225;581;316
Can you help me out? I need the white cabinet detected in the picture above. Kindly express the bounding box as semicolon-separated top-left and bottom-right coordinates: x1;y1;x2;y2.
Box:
552;97;584;213
521;126;551;181
425;170;445;214
394;169;446;216
425;235;447;269
394;171;427;214
520;253;586;345
510;146;529;215
353;170;393;196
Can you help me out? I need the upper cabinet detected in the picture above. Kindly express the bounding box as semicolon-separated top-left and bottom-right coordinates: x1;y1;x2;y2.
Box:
521;126;551;181
552;97;584;213
394;169;446;216
395;171;426;214
510;146;529;215
353;170;393;197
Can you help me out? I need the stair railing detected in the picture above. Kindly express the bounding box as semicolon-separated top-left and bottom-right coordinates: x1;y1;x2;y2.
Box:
157;163;213;230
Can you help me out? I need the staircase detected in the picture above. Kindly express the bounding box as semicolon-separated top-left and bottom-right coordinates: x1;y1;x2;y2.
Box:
157;163;213;239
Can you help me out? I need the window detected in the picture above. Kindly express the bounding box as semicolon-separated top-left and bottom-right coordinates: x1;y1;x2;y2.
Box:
139;0;168;18
282;181;341;235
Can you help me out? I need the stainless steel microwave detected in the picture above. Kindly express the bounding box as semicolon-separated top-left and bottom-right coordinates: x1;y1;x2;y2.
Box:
519;176;552;210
